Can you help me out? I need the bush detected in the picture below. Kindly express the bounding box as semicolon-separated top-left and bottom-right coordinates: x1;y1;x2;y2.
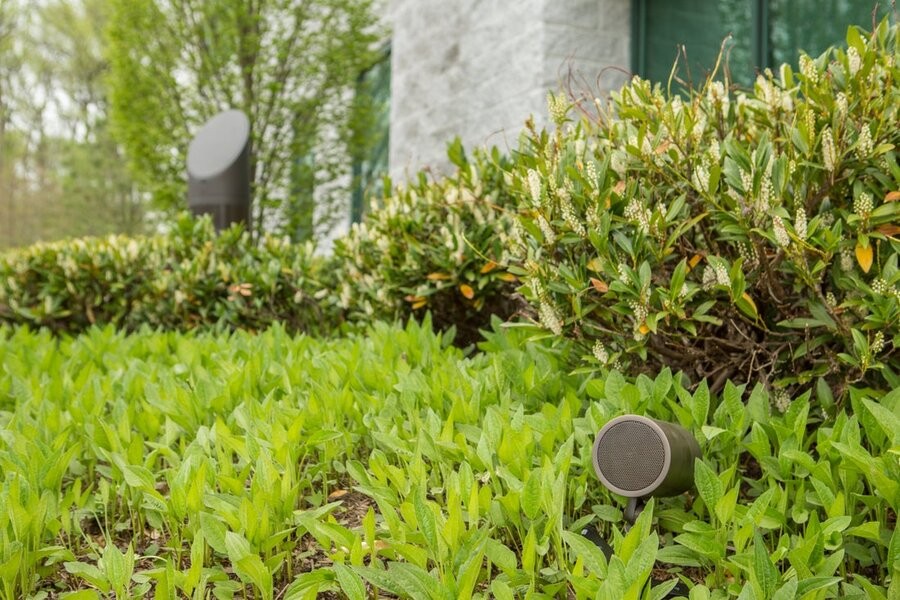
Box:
334;141;526;346
0;215;339;335
510;22;900;400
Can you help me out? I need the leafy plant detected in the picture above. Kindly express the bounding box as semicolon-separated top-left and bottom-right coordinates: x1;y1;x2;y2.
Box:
0;214;340;335
0;321;895;597
509;21;900;401
333;141;526;346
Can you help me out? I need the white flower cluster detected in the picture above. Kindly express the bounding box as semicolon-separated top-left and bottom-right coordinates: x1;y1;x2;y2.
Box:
585;161;598;188
804;111;816;149
773;216;790;248
558;188;586;237
794;207;808;240
871;331;885;355
822;127;837;172
592;340;609;364
548;92;568;125
825;291;837;307
854;192;873;218
617;262;630;283
586;205;602;231
841;248;855;271
800;55;819;83
856;125;873;159
692;161;710;193
538;215;556;244
773;388;791;413
708;139;721;162
702;266;716;290
629;300;648;324
624;198;651;234
713;262;730;286
539;301;563;335
692;113;707;143
707;81;729;113
847;47;862;76
836;92;849;117
527;169;542;206
872;278;888;294
739;242;759;269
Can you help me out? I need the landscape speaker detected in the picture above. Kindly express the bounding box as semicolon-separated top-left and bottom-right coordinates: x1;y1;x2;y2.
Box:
187;109;251;231
592;414;701;499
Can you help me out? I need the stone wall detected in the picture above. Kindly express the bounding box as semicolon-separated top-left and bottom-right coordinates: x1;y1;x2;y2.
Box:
387;0;631;180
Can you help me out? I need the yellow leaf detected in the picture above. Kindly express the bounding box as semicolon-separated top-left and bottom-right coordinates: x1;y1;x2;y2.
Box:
885;190;900;202
590;278;609;293
497;273;518;283
587;257;603;272
688;253;704;271
459;284;475;299
480;261;498;274
855;243;873;273
412;299;428;309
639;323;650;335
740;292;758;318
328;489;349;500
426;272;452;281
405;294;426;303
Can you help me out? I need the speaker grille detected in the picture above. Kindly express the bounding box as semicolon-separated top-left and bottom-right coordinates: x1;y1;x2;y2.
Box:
595;420;666;492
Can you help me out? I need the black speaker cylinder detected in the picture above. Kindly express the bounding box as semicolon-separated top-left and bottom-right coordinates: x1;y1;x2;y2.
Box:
187;109;251;231
592;415;701;498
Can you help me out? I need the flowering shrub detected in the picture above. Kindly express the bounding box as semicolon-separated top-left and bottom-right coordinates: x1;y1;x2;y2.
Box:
334;141;526;346
510;21;900;400
0;215;339;335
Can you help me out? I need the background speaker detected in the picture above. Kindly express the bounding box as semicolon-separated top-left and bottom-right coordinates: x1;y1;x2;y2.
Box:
187;109;251;231
592;414;701;498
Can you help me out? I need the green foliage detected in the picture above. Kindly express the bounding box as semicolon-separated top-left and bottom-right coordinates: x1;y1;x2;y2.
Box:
510;22;900;399
334;142;525;346
0;215;338;335
0;0;143;250
105;0;381;239
0;322;896;597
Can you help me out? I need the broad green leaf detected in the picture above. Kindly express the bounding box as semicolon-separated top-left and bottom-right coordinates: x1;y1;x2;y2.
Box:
694;460;723;517
333;563;366;600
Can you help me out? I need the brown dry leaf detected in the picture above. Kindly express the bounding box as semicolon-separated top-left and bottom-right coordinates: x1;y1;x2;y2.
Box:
426;272;452;281
613;181;626;195
459;284;475;299
884;190;900;202
480;261;498;274
855;243;874;273
328;489;349;500
590;278;609;293
655;140;671;154
876;224;900;236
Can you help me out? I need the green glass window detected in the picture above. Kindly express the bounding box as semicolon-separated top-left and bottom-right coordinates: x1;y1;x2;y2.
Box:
351;46;391;223
633;0;892;88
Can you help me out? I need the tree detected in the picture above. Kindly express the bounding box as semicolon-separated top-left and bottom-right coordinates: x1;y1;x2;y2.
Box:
106;0;381;241
0;0;143;249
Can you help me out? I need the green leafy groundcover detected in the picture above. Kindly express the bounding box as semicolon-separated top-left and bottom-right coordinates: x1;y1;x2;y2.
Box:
0;321;895;599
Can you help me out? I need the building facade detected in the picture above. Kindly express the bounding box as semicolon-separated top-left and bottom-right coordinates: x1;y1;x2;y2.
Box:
381;0;888;181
